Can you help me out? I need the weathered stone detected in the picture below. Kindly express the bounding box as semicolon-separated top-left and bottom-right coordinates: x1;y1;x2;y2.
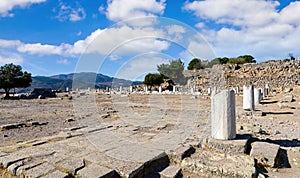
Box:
0;152;28;168
16;158;44;176
181;148;256;177
280;95;294;103
204;135;251;154
56;157;85;175
160;165;182;178
243;85;255;111
42;170;69;178
211;90;236;140
24;162;56;177
7;160;24;175
250;142;280;167
76;163;118;178
168;145;195;163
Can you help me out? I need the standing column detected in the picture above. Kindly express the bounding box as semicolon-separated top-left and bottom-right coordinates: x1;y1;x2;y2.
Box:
211;90;236;140
159;86;162;94
254;88;262;105
207;88;211;95
129;86;133;93
173;86;176;93
243;85;255;111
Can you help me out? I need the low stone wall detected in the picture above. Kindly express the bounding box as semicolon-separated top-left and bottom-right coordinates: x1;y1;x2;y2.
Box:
184;60;300;92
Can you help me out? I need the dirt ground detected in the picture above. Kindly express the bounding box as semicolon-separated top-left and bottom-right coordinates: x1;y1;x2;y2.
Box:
0;91;299;177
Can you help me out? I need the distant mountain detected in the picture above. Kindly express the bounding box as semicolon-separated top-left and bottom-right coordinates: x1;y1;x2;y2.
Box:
20;72;142;92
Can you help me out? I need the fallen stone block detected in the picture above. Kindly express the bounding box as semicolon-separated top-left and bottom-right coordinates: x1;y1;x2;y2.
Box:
250;142;280;167
76;163;119;178
168;145;195;164
160;165;182;178
280;95;294;103
181;148;256;177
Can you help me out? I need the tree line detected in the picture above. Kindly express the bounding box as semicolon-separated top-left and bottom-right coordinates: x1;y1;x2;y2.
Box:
144;55;256;87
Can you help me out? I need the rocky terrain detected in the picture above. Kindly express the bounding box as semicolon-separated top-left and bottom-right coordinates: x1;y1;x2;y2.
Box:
0;60;300;177
0;88;299;177
184;60;300;92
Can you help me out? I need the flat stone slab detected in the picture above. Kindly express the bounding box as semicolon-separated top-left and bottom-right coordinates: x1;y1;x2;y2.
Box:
56;157;85;175
42;170;69;178
160;165;182;178
76;163;118;178
203;135;251;154
24;162;56;177
250;141;280;167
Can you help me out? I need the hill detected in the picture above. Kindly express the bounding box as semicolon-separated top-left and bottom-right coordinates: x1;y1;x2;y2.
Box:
21;72;142;92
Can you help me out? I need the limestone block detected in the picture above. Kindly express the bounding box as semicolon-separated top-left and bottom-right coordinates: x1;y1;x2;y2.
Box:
211;90;236;140
76;163;118;178
250;142;280;167
160;165;182;178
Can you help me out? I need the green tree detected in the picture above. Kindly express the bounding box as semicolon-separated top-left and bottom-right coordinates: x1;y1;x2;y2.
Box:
0;63;32;98
143;73;164;88
188;58;203;70
237;55;256;63
157;59;186;84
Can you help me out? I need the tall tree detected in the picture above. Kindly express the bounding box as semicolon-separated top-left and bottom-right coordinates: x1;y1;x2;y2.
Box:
157;59;186;85
0;63;32;98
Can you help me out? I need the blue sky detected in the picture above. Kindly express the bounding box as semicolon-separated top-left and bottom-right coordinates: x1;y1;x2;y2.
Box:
0;0;299;80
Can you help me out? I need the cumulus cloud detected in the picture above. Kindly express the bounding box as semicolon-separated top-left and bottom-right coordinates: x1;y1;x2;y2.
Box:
0;25;170;57
184;0;300;60
0;0;46;17
55;1;86;22
105;0;166;22
0;53;23;65
114;54;169;80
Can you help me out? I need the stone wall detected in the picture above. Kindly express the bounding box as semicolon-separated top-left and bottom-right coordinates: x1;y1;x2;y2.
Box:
183;60;300;92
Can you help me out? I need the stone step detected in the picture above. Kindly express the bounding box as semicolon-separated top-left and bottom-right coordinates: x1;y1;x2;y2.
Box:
181;147;257;177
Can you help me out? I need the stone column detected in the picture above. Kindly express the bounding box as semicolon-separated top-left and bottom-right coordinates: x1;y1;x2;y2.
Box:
190;87;194;94
254;88;262;105
265;84;269;96
211;90;236;140
129;86;133;93
243;85;255;111
66;87;69;92
119;86;122;93
173;86;176;93
159;86;162;94
207;88;211;95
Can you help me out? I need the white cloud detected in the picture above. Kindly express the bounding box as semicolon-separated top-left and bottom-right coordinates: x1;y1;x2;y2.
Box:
105;0;166;22
0;39;22;47
184;0;279;27
115;54;169;80
55;2;86;22
17;43;67;56
0;0;46;17
0;25;170;57
0;53;23;65
56;59;70;65
184;0;300;60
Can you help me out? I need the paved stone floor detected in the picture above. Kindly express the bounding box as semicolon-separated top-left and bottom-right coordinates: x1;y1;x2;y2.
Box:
0;93;210;177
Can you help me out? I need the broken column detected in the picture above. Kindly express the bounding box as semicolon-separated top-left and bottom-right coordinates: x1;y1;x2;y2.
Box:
243;85;255;111
265;84;270;96
159;86;162;94
207;88;211;95
211;90;236;140
254;88;262;105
